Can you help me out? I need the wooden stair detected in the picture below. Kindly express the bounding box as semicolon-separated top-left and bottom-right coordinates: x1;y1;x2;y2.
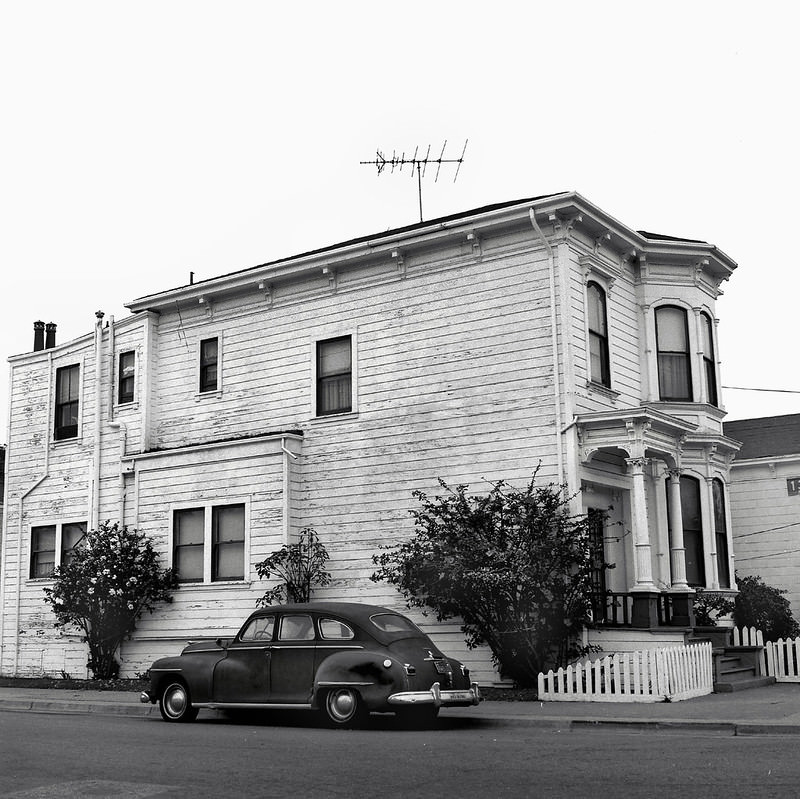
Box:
712;648;775;693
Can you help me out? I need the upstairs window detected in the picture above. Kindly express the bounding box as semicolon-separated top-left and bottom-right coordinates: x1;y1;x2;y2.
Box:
713;479;730;589
701;313;718;407
317;336;352;415
587;282;611;387
199;337;219;393
118;351;135;404
54;364;80;440
655;306;692;401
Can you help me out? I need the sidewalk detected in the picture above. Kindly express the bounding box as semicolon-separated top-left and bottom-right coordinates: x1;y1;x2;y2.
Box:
1;682;799;735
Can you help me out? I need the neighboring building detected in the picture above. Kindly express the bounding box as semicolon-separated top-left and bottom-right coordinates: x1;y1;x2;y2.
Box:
0;444;5;556
0;192;741;682
724;414;800;614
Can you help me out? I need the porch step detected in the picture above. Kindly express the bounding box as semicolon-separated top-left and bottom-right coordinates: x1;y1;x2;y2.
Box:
713;676;776;693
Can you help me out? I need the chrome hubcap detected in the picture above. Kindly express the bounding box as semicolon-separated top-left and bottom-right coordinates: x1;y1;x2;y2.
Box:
165;686;187;717
328;690;355;721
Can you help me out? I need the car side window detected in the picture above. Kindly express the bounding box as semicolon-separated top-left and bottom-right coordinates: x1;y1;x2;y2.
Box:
319;618;355;640
278;614;315;641
240;616;275;642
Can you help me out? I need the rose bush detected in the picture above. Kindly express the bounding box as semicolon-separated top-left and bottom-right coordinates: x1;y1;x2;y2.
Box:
43;521;177;679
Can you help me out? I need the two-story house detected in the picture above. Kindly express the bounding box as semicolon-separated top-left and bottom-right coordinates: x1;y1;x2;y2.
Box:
0;192;740;683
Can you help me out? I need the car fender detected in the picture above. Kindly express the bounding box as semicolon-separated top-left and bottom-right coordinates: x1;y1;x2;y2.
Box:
149;649;225;704
313;650;406;711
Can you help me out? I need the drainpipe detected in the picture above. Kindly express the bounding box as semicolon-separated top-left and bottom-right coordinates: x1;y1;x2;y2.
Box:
281;437;298;545
91;312;104;530
105;314;129;522
529;208;564;485
6;354;53;674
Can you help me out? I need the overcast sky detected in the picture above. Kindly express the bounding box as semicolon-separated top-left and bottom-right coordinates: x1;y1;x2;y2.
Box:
2;1;798;447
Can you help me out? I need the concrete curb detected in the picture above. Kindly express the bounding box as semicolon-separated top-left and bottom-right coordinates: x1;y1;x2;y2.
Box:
2;697;800;735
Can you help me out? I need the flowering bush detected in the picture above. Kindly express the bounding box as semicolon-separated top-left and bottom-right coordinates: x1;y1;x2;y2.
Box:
43;522;177;679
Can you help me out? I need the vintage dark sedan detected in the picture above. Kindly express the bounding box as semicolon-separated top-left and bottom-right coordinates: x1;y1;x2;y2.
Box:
141;602;481;726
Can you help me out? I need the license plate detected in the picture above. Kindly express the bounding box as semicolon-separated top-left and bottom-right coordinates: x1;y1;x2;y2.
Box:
433;659;451;674
443;690;473;702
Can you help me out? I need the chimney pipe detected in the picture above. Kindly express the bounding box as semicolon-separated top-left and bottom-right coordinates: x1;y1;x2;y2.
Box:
33;321;45;352
45;322;57;349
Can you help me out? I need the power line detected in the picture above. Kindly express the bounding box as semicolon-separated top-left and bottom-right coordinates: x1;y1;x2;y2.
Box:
735;521;800;540
722;385;800;394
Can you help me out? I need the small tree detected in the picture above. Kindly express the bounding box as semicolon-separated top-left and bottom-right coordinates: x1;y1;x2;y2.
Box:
371;474;607;687
733;574;800;641
43;522;177;679
255;528;331;606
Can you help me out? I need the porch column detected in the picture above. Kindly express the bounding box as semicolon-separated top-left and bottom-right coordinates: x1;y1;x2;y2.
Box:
704;476;721;590
626;457;656;589
667;469;689;589
667;468;694;626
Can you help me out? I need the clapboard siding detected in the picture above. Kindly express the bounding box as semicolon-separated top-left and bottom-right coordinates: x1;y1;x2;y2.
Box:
728;460;800;615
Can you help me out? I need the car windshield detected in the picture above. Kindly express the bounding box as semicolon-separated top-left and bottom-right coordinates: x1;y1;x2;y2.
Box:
369;613;422;635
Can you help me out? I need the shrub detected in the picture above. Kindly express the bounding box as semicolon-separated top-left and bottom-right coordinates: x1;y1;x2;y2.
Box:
43;522;177;679
255;528;331;606
733;574;800;641
371;473;607;687
692;590;735;626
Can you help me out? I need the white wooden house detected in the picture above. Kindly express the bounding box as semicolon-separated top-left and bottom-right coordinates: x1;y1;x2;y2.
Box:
0;192;741;683
723;414;800;615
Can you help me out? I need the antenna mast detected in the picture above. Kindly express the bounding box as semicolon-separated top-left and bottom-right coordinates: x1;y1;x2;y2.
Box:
360;139;468;222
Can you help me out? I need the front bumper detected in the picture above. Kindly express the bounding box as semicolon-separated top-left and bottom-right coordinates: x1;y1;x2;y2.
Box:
388;681;481;708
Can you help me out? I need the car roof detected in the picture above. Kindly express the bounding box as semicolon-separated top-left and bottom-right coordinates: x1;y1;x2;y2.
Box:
250;601;408;623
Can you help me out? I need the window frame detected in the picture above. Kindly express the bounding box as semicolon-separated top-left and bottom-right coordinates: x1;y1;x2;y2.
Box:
170;499;249;585
198;335;221;395
712;478;731;589
118;350;136;405
678;475;705;588
54;363;81;441
313;332;357;417
701;312;718;407
29;520;87;579
586;281;611;388
655;305;693;402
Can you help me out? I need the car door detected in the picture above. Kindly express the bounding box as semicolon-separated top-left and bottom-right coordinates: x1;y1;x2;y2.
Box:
212;614;275;704
268;613;317;704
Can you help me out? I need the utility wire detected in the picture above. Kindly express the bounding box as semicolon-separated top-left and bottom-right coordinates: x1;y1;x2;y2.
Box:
722;386;800;394
735;521;800;540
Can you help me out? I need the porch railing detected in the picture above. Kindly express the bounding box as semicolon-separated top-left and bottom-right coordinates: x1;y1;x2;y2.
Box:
589;591;675;628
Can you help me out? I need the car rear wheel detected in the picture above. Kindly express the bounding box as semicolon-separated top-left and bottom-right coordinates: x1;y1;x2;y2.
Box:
323;687;365;727
159;681;199;723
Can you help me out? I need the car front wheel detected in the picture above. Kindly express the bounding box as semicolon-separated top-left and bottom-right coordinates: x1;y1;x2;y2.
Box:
323;687;365;727
159;681;199;723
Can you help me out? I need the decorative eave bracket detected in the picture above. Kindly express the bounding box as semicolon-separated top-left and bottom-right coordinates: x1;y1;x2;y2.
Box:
257;281;275;308
322;266;338;292
198;295;214;318
391;249;406;279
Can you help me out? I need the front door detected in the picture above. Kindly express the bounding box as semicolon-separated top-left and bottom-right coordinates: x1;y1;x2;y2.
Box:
268;613;317;704
212;614;275;703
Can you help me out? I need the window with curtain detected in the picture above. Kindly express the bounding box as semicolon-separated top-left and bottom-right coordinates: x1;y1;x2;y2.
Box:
587;282;611;387
713;479;730;588
656;306;692;401
54;364;80;440
317;336;352;415
701;313;718;406
173;503;246;584
212;504;245;581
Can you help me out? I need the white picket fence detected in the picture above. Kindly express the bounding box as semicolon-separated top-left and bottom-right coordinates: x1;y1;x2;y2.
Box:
731;625;800;682
537;642;713;703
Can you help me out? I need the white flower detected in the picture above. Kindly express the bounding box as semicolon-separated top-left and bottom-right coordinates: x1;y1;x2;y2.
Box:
88;588;94;595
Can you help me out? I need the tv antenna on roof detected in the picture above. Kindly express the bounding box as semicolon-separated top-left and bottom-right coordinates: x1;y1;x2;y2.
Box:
360;139;468;222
